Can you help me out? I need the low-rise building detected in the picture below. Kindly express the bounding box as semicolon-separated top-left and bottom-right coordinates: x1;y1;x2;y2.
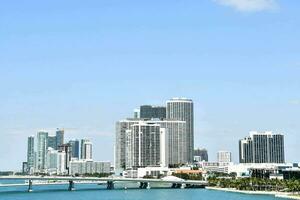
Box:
137;167;171;178
199;161;233;174
69;160;111;175
228;163;293;178
282;168;300;180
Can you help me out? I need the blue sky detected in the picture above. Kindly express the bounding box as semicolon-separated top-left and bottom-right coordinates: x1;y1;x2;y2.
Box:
0;0;299;170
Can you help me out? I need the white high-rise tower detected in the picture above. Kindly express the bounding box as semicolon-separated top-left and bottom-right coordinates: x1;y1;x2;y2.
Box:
167;98;194;163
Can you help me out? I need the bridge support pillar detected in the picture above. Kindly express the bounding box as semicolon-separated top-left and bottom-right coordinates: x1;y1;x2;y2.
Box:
107;181;114;190
68;180;75;191
146;183;151;189
171;183;182;188
28;179;33;192
181;183;186;189
139;182;149;189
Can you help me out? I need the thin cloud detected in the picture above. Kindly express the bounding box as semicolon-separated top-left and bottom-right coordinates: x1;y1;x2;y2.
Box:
213;0;279;12
289;100;300;105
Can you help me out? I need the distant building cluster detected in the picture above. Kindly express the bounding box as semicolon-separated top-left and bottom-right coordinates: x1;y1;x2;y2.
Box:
19;97;292;181
23;129;110;175
115;98;194;173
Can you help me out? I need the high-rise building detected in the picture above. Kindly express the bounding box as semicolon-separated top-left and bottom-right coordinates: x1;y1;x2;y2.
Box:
125;121;162;169
217;151;232;163
58;143;72;174
37;131;48;171
81;139;92;160
69;139;80;159
46;147;66;175
47;136;57;149
115;118;187;171
56;129;64;149
239;131;285;164
69;160;111;175
167;98;194;163
140;105;166;119
149;119;187;165
27;136;35;173
194;148;208;162
115;119;139;171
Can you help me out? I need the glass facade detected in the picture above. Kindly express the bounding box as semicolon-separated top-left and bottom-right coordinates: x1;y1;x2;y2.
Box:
69;139;80;159
27;136;35;173
37;131;48;170
140;105;166;119
56;129;64;149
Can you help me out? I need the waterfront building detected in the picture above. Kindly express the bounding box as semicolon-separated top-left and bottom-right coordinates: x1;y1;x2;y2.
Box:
137;167;172;178
239;131;285;164
69;139;80;159
200;161;232;174
194;148;208;162
283;168;300;180
37;131;48;171
27;136;35;174
217;151;232;163
228;163;293;178
167;98;194;163
149;119;187;165
46;147;66;175
81;139;93;160
56;128;64;149
125;122;162;169
58;144;72;174
116;119;188;171
69;160;111;175
115;119;139;171
140;105;166;119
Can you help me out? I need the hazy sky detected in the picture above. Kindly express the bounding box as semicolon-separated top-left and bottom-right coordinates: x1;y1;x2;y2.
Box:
0;0;299;170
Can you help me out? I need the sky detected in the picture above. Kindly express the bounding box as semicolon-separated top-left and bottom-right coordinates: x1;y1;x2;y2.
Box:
0;0;300;170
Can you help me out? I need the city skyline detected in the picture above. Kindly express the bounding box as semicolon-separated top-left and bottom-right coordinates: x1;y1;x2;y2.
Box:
1;0;300;170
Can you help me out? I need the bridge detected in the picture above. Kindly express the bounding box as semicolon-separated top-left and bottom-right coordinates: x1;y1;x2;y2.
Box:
0;176;208;192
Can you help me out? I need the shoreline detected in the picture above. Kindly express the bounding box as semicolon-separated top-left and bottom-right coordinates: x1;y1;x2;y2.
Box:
206;187;300;200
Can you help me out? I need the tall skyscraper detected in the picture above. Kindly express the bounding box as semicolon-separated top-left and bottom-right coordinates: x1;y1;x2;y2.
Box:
56;128;64;149
125;122;162;169
115;119;140;171
27;136;35;173
115;118;186;170
69;139;80;159
167;98;194;163
149;119;187;165
81;139;92;160
37;131;48;171
239;131;285;164
140;105;166;119
194;148;208;162
217;151;232;163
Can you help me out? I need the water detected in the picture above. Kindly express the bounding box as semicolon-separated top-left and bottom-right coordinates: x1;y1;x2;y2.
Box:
0;184;280;200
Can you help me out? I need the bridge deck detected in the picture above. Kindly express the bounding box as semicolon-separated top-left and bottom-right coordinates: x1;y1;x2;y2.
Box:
0;176;207;185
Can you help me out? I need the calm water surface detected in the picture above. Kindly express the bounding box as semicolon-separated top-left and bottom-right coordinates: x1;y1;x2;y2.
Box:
0;183;281;200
